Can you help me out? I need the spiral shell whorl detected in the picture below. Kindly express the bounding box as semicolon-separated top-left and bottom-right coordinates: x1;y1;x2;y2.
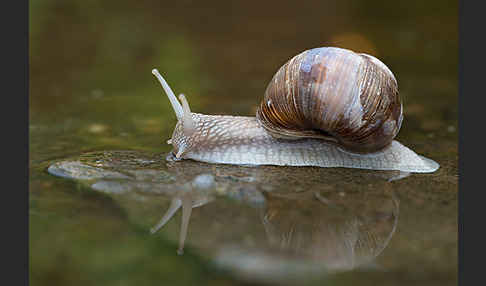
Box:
257;47;403;153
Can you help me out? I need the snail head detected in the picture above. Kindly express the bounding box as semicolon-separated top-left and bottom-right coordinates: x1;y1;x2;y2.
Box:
152;69;196;159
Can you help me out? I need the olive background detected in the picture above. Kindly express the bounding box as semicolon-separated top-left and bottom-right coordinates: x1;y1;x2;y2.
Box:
29;0;457;285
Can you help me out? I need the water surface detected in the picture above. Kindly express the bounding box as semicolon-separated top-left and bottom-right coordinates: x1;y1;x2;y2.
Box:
30;1;457;285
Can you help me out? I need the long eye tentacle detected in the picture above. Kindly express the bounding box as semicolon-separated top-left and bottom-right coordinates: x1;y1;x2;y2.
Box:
152;69;184;120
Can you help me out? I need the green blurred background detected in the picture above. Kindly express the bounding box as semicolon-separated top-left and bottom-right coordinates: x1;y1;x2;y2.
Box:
29;0;457;285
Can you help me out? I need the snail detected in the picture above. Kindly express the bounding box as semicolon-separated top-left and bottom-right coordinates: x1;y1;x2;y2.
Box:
151;47;439;173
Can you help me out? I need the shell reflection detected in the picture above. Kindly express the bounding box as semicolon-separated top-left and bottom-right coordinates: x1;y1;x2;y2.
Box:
259;191;398;271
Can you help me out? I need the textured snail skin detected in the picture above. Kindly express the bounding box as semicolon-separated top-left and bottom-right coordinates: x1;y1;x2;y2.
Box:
170;114;439;173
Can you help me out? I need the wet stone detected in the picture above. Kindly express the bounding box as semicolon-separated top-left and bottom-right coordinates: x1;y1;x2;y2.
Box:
47;161;131;181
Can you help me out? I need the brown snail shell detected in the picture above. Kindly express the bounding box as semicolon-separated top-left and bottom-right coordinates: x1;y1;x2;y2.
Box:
256;47;403;153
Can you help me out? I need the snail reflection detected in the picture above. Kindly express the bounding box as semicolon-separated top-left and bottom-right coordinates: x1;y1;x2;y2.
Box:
151;156;400;273
47;150;401;275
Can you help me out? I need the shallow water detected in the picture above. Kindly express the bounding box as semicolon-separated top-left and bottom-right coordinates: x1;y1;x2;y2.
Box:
30;0;457;285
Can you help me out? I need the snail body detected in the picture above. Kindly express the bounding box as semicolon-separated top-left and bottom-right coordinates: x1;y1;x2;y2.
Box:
152;47;439;173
